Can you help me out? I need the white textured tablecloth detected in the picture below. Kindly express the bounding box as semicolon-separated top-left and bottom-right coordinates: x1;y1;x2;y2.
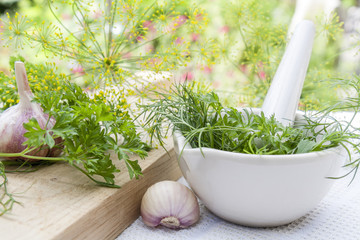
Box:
118;174;360;240
117;112;360;240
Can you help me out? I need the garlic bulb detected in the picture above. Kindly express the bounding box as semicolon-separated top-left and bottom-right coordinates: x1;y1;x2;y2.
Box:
0;61;58;160
141;180;200;229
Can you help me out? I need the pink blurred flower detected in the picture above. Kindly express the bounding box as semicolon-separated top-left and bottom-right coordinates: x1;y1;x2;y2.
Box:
180;72;194;82
68;60;85;75
167;15;188;32
71;65;85;76
136;36;142;42
175;15;188;27
195;13;204;22
191;33;200;42
256;61;266;80
175;37;184;45
202;65;212;74
219;25;230;33
143;20;156;33
259;71;266;80
239;64;248;73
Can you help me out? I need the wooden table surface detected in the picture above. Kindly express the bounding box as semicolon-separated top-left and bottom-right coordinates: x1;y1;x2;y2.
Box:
0;141;181;240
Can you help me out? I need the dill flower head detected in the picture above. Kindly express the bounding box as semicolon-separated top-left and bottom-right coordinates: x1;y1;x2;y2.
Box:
0;0;211;89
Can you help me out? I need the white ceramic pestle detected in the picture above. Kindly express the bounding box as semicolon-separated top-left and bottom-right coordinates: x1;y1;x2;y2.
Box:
261;20;315;126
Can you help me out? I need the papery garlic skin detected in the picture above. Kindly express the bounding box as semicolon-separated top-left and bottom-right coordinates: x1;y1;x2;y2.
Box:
0;61;57;160
0;103;52;158
141;180;200;229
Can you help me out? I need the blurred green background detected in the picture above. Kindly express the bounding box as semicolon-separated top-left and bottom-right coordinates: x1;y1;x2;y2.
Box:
1;0;360;110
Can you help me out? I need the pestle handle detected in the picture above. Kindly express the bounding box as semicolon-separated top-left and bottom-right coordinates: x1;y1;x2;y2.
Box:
261;20;315;126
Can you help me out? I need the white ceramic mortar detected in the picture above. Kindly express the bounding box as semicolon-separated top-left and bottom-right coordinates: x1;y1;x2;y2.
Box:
174;109;345;227
173;20;346;227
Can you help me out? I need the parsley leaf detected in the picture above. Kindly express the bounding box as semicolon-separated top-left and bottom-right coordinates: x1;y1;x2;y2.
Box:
0;60;150;187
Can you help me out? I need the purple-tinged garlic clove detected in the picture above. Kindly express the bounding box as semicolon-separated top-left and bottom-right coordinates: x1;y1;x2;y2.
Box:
141;180;200;229
0;61;58;160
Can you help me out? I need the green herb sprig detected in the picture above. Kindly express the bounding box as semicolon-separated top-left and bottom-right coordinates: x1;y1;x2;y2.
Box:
0;161;19;216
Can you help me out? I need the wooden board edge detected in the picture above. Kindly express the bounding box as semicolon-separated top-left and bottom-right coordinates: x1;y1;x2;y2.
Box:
53;147;182;240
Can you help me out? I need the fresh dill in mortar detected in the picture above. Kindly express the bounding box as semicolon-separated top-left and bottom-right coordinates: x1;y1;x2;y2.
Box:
140;81;360;180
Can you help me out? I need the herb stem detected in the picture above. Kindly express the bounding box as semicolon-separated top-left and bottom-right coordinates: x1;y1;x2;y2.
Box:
0;152;64;161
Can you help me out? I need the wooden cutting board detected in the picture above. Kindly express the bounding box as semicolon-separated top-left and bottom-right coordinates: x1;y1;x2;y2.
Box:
0;141;181;240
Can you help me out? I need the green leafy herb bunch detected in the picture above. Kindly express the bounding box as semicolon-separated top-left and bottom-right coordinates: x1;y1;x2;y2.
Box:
0;58;151;215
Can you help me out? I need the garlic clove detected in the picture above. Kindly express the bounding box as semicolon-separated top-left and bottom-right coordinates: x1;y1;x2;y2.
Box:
141;180;200;229
0;61;59;160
